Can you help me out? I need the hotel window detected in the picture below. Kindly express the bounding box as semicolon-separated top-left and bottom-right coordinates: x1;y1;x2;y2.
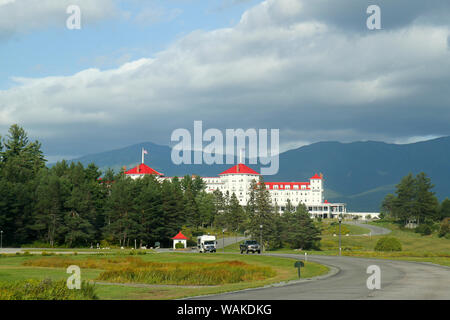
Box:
285;185;290;189
293;185;299;189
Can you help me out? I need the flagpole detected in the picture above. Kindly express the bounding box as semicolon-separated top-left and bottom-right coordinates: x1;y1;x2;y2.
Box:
141;148;144;164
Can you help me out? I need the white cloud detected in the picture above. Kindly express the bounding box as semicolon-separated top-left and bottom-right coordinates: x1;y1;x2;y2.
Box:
1;0;449;155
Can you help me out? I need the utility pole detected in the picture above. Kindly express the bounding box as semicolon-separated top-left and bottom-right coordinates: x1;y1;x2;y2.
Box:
338;215;342;256
260;224;263;253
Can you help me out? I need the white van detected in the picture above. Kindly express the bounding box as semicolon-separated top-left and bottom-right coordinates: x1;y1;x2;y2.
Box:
197;235;217;253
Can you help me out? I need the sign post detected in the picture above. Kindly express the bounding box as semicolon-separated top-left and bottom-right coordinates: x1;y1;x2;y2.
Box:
294;261;304;278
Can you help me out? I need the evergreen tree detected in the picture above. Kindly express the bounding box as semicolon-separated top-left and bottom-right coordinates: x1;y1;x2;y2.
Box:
414;172;439;223
392;173;416;224
196;192;216;228
103;176;141;247
227;193;245;233
282;204;321;249
160;178;186;246
0;125;46;245
381;193;396;218
32;170;68;247
248;176;281;249
439;198;450;220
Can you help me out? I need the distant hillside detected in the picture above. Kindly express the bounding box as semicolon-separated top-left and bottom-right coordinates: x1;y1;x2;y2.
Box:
66;136;450;212
270;137;450;211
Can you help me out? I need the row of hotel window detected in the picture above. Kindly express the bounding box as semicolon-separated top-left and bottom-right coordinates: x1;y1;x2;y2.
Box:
207;184;312;190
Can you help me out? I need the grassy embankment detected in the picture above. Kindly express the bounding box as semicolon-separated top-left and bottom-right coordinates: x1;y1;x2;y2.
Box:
0;252;328;300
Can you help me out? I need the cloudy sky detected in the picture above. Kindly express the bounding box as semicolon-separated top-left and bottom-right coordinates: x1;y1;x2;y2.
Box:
0;0;449;161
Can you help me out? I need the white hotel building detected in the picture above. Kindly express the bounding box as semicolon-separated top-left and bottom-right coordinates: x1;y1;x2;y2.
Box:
125;162;346;218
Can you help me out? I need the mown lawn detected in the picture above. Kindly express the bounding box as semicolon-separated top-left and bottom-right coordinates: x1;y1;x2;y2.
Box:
0;252;328;300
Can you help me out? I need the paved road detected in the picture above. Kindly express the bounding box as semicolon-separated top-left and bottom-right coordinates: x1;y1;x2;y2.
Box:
216;236;247;249
343;221;391;236
194;254;450;300
0;236;248;255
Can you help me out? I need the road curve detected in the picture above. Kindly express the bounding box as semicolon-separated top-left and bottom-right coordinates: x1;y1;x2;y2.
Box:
193;254;450;300
343;221;391;236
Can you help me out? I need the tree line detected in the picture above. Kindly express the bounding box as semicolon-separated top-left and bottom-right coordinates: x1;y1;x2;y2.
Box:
381;172;450;236
0;124;321;249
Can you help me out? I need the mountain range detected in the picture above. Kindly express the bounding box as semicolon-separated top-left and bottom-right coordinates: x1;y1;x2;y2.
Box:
66;136;450;212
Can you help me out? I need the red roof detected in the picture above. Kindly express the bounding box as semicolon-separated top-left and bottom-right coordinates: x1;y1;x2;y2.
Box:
219;163;260;175
324;199;329;203
310;173;323;179
171;231;188;240
125;163;163;176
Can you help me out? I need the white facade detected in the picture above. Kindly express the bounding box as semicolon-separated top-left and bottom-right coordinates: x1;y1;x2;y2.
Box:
200;167;346;218
126;162;346;218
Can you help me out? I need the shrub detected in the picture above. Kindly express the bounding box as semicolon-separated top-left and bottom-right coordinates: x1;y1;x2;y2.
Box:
438;218;450;238
175;242;185;249
374;237;402;252
415;224;432;236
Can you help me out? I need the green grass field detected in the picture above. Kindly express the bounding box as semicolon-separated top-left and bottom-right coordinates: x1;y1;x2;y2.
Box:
0;252;328;300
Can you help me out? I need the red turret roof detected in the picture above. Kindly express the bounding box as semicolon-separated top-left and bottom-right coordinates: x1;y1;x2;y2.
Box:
219;163;260;175
125;163;163;176
310;173;322;179
171;231;188;240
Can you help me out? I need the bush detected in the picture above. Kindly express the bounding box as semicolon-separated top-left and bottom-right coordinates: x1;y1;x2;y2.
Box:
374;237;402;252
415;224;432;236
438;218;450;238
175;242;185;249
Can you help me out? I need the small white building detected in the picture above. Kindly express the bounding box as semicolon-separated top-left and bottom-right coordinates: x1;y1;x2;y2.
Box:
171;231;188;249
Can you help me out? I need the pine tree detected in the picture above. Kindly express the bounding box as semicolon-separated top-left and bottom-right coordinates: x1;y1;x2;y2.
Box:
414;172;439;223
196;192;216;228
248;176;281;249
227;193;245;233
393;173;416;224
160;178;186;246
439;198;450;220
0;125;46;245
282;204;321;249
103;175;141;247
32;170;69;247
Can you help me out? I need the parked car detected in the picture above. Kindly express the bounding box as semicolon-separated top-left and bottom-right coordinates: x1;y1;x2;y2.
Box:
240;240;261;254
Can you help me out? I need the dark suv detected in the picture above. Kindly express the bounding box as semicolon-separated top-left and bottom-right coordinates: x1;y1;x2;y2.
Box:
240;240;261;254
